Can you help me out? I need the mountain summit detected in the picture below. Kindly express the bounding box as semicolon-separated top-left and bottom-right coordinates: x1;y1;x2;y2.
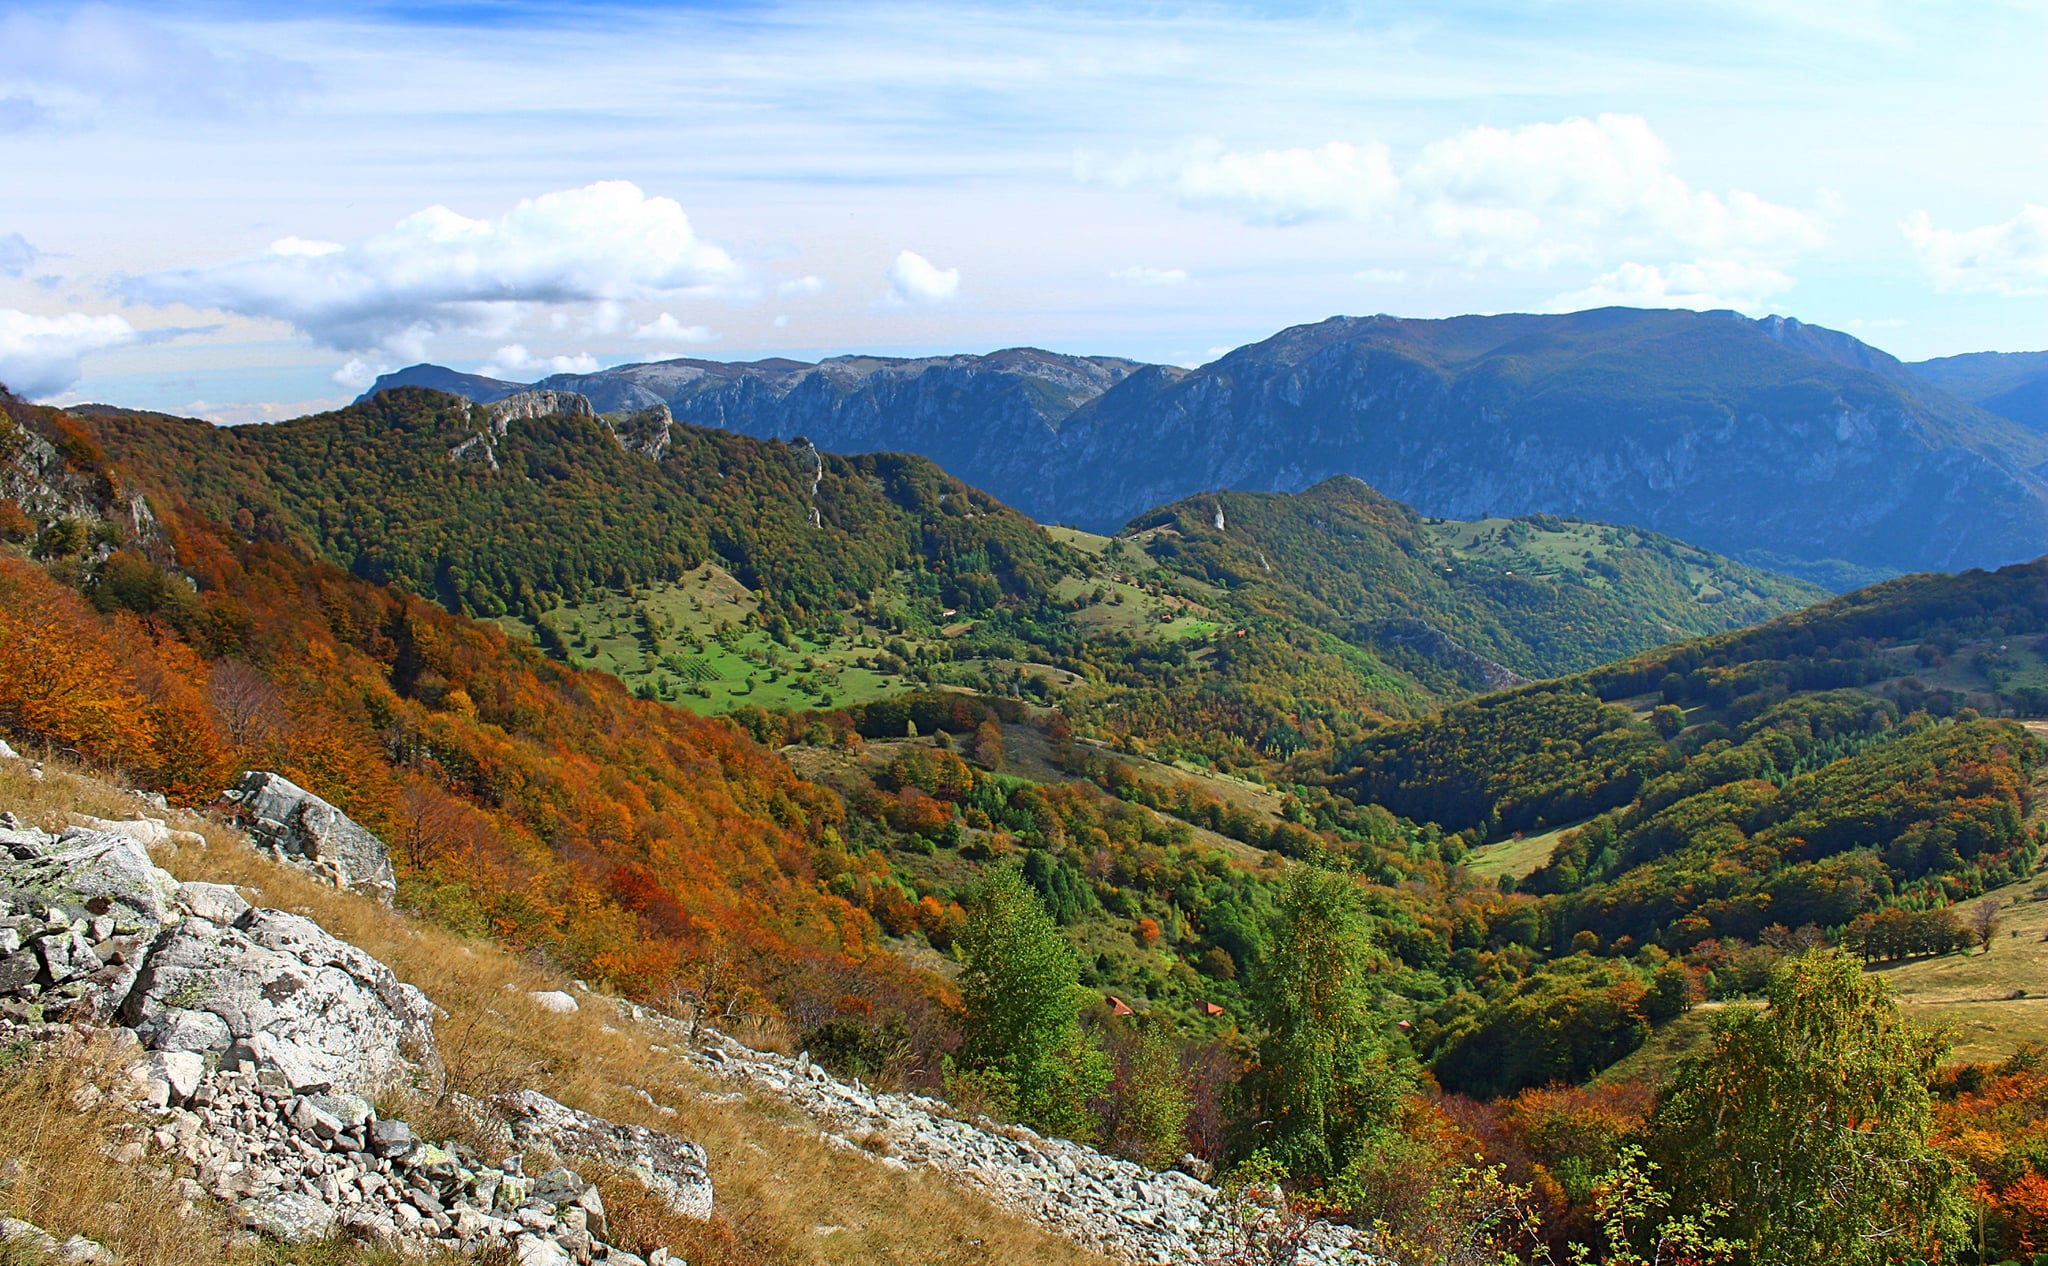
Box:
368;308;2048;587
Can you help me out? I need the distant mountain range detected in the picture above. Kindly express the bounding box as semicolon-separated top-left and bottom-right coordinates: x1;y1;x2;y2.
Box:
1910;349;2048;435
361;307;2048;588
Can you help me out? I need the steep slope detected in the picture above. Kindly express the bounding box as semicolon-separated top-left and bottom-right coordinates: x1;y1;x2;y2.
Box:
71;388;1821;758
1912;349;2048;435
78;386;1074;622
359;362;528;404
366;348;1156;508
1041;309;2048;585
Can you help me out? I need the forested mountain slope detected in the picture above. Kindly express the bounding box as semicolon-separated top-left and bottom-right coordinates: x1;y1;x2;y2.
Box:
1912;347;2048;435
372;309;2048;587
8;382;2048;1261
1125;477;1823;696
363;347;1154;517
74;386;1820;762
1041;310;2048;585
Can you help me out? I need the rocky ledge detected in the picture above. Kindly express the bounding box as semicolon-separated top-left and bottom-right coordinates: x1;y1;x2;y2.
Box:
636;1011;1373;1265
0;816;709;1263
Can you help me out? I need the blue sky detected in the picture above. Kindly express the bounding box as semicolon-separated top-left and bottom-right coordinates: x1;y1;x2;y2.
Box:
0;0;2043;420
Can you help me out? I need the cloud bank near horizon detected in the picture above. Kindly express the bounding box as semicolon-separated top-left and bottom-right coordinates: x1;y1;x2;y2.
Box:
0;1;2043;410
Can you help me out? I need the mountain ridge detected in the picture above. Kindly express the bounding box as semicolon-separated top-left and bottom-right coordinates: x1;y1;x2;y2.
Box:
361;308;2048;587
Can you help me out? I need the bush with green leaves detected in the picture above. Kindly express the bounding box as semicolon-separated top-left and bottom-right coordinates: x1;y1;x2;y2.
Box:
955;861;1111;1142
1650;950;1969;1265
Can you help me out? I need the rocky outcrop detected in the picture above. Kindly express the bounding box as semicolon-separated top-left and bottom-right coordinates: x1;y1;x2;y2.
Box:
0;823;182;1024
641;1013;1369;1265
600;405;674;460
498;1089;713;1221
172;1067;683;1262
0;395;166;570
225;771;396;903
485;390;595;428
0;1217;111;1262
0;808;704;1263
122;901;439;1096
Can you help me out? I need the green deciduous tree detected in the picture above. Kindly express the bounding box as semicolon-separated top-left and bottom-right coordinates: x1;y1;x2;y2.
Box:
1110;1015;1193;1168
956;862;1111;1142
1649;950;1969;1266
1247;865;1412;1180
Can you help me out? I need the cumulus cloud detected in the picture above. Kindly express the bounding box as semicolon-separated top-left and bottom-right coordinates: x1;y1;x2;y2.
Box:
777;275;827;297
121;181;741;356
1550;259;1796;314
1084;115;1822;275
0;309;136;398
883;251;960;306
331;358;381;391
1904;205;2048;295
0;233;37;277
480;345;601;379
630;313;714;344
1109;266;1189;286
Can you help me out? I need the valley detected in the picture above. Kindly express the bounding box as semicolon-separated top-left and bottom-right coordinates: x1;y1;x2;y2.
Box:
8;327;2048;1261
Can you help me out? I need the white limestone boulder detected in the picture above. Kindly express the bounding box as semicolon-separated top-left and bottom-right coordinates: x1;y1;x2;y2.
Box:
227;771;396;905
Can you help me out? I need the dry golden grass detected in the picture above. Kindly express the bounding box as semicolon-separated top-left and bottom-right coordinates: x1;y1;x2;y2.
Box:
1877;872;2048;1064
0;759;1112;1266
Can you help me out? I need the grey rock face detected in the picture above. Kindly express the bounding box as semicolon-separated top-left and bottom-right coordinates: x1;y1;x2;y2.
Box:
237;1190;338;1243
485;390;595;428
364;312;2048;582
498;1088;714;1221
228;772;396;904
0;828;181;1022
122;906;437;1094
177;880;248;925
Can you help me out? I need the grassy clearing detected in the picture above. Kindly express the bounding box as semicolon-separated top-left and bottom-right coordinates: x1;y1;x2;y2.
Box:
1054;575;1223;642
1043;527;1113;555
1464;823;1578;883
1876;873;2048;1063
492;567;929;716
0;760;1112;1266
1590;1005;1751;1092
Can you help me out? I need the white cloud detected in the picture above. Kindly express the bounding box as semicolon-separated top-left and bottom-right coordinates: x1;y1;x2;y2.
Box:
331;358;381;391
480;345;601;379
0;309;137;398
1550;259;1796;314
1353;267;1408;284
883;250;960;306
187;397;351;426
1109;266;1189;286
1904;205;2048;296
777;275;827;297
630;313;714;344
121;181;741;355
1087;115;1822;273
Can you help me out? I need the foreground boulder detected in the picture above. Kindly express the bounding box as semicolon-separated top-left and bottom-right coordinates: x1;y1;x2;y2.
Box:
123;903;438;1095
0;826;182;1023
225;772;397;904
